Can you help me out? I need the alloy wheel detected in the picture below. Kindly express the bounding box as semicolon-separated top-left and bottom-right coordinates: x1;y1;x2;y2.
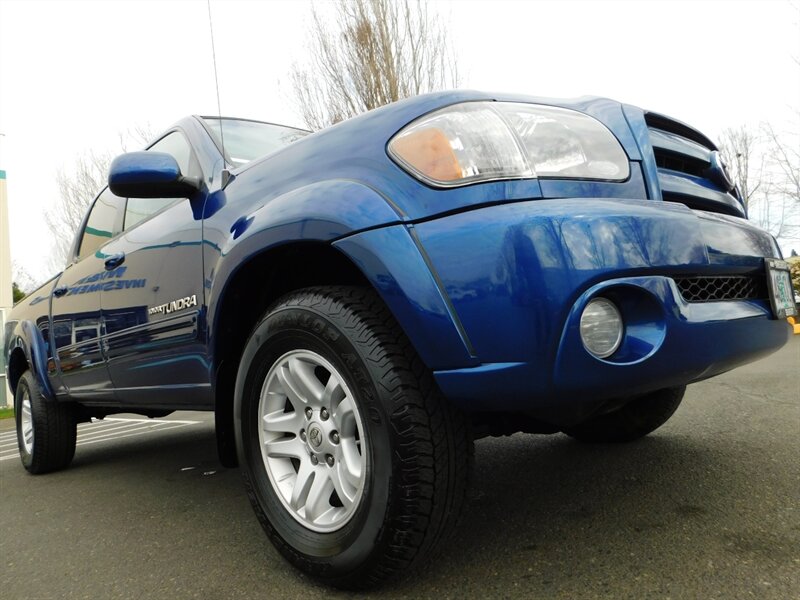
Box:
257;350;367;532
20;390;34;455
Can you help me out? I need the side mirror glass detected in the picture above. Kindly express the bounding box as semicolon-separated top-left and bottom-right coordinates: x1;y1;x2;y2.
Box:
108;151;200;199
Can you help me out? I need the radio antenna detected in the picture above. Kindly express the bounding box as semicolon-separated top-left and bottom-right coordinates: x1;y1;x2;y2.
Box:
207;0;230;185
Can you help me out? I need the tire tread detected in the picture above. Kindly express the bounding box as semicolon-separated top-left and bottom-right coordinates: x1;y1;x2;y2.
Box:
254;286;472;588
16;371;76;474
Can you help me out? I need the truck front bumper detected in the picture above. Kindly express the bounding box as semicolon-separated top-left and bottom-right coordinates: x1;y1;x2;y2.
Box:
413;198;791;421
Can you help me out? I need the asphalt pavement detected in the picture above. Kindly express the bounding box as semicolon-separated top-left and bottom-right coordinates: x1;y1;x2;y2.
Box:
1;336;798;599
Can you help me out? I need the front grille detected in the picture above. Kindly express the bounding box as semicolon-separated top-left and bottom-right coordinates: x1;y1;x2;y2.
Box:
654;150;706;178
645;113;717;150
673;275;768;303
645;112;746;218
661;191;743;217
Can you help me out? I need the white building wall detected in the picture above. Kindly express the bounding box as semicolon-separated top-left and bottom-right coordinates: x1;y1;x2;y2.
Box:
0;169;12;407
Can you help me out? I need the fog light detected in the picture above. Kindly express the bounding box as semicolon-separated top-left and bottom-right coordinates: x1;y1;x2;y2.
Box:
580;298;623;358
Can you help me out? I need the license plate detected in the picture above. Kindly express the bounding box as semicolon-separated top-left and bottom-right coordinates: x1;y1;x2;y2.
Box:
765;259;798;319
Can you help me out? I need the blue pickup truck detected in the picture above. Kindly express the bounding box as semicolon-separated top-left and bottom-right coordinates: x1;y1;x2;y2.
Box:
4;91;795;588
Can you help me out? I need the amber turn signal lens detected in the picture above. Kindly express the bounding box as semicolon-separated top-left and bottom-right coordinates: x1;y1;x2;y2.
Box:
389;127;463;182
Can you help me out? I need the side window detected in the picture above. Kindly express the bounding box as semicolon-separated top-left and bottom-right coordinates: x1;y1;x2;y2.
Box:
78;188;125;260
123;131;200;231
124;197;178;231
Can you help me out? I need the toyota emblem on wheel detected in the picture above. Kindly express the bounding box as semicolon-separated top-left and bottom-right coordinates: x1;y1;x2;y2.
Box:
307;425;323;449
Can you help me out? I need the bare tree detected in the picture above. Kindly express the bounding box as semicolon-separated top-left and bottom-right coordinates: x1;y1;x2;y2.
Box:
718;123;800;241
720;35;800;243
46;150;114;271
45;125;154;272
763;121;799;206
291;0;460;130
718;125;765;211
11;260;38;295
760;120;800;241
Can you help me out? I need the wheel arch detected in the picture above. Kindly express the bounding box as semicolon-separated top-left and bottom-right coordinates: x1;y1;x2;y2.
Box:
205;178;476;465
5;321;55;401
208;231;476;465
210;242;371;397
208;241;374;466
7;346;28;396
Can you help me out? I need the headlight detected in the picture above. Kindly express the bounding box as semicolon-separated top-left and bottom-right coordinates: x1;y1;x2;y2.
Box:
579;297;624;359
388;101;629;187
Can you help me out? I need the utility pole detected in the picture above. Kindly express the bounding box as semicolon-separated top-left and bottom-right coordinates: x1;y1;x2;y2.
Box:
0;132;12;407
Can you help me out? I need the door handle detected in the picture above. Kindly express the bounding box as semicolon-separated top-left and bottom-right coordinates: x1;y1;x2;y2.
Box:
53;285;68;298
104;253;125;270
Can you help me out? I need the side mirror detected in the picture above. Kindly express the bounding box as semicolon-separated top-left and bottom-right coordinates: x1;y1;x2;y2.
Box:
108;152;201;199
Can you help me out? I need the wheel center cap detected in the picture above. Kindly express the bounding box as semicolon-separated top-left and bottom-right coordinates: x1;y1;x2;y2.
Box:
307;424;324;449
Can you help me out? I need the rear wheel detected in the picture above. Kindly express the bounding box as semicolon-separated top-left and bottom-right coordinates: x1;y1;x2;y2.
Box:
564;386;685;443
236;286;472;588
15;370;77;474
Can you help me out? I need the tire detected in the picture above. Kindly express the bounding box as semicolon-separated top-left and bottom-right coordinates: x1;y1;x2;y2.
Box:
15;370;77;474
235;286;472;589
564;386;686;443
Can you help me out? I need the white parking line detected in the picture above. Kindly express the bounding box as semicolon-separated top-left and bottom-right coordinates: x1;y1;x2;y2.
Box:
0;417;203;461
75;420;175;439
76;422;195;447
77;423;168;443
76;421;150;436
100;417;201;425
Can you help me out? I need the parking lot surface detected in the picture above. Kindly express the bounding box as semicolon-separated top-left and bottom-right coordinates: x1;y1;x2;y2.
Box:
1;336;798;599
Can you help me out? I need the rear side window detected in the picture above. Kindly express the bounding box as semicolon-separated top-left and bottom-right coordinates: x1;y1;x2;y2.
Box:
78;188;124;259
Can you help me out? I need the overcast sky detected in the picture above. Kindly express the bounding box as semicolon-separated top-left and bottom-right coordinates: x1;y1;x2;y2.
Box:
1;0;798;284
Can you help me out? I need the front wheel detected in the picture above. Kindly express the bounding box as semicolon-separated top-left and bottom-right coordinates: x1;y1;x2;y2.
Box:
15;370;77;474
564;386;686;443
235;286;472;588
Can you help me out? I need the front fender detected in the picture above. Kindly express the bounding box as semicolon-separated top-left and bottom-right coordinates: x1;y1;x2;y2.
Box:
6;320;55;401
206;179;403;343
204;178;477;371
334;225;478;370
225;178;404;247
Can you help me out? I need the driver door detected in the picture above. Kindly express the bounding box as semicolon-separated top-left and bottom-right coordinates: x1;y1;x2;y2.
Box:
100;131;209;407
51;188;125;400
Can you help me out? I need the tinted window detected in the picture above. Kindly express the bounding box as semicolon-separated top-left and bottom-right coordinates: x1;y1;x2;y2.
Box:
123;132;197;230
124;197;175;230
78;188;124;259
202;118;309;167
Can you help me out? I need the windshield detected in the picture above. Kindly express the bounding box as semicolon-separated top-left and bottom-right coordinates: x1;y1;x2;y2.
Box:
201;117;310;167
